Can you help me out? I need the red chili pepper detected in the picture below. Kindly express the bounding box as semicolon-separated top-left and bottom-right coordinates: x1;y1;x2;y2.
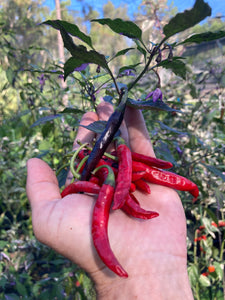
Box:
92;165;128;278
78;149;90;160
89;175;101;186
78;149;118;178
122;193;159;220
132;151;173;169
61;181;100;198
112;137;132;210
129;182;136;193
132;161;147;173
135;179;151;194
142;165;199;202
132;171;146;181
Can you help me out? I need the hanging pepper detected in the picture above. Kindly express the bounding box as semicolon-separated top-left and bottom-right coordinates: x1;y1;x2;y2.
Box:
112;137;132;210
92;165;128;278
81;88;128;181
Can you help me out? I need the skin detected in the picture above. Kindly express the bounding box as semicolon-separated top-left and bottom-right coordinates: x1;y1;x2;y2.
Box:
26;102;194;300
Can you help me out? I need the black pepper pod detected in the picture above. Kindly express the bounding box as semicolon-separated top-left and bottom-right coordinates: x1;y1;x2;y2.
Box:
80;87;128;181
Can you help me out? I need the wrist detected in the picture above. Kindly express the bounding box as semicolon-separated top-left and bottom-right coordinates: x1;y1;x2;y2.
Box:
93;253;193;300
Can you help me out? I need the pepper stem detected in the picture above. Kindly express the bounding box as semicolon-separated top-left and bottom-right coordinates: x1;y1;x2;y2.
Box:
93;165;115;187
113;136;127;147
70;143;89;180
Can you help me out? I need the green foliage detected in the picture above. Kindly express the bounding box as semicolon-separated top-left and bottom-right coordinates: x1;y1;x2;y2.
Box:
91;18;143;40
163;0;212;38
0;0;225;299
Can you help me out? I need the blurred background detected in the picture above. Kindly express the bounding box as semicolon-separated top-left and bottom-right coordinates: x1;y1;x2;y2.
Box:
0;1;224;299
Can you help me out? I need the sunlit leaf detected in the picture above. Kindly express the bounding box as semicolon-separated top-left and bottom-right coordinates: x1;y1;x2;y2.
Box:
91;18;142;40
199;274;211;287
163;0;211;38
47;23;110;79
157;57;187;79
180;30;225;45
188;264;199;287
43;20;93;48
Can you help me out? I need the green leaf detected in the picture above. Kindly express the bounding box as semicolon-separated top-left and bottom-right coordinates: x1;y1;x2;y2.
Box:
157;57;187;79
188;264;199;286
47;22;110;79
134;40;147;61
112;47;135;59
6;68;15;85
199;274;211;287
155;141;177;165
163;0;211;38
201;163;225;181
91;18;142;40
180;30;225;45
214;261;223;281
64;51;108;79
118;63;141;74
16;279;28;296
127;98;181;112
205;208;219;227
202;216;216;238
43;19;93;48
57;167;68;188
59;107;85;114
80;121;107;134
3;294;20;300
156;121;186;135
30;114;61;128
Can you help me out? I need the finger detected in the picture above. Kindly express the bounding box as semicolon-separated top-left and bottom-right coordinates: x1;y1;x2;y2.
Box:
26;158;61;210
96;101;114;124
72;111;99;150
124;106;155;157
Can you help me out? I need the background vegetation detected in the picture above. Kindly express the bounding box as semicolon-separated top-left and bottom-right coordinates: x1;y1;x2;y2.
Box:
0;0;224;299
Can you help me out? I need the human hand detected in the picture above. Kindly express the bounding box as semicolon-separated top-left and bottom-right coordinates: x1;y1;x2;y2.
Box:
26;102;193;299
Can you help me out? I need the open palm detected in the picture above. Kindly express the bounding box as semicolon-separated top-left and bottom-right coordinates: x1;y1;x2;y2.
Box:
26;102;192;297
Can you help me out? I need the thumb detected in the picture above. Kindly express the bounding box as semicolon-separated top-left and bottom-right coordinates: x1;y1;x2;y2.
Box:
26;158;61;210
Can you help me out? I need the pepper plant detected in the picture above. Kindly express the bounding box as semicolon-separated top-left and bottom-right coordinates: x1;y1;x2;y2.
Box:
1;0;224;298
35;0;225;296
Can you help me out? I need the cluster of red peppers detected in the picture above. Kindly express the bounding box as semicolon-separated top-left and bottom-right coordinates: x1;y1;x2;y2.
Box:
61;136;199;278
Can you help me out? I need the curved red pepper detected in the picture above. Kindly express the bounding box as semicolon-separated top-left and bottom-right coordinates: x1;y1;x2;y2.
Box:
129;182;136;193
132;171;146;181
61;181;100;198
92;165;128;278
132;152;173;169
142;165;199;202
113;138;132;210
122;194;159;220
135;179;151;194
